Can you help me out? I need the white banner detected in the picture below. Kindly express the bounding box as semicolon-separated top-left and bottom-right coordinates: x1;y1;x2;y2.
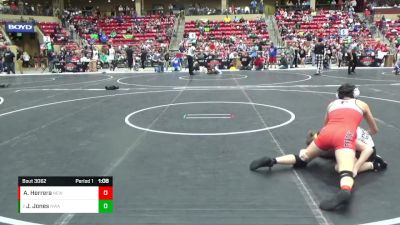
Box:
189;32;197;40
340;29;349;36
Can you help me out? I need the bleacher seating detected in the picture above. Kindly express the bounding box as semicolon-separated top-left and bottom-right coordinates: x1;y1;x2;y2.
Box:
376;19;400;41
276;9;375;47
38;22;70;43
72;15;175;49
184;19;269;46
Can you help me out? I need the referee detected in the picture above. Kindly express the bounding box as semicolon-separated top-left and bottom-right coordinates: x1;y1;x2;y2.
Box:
348;48;358;75
187;43;196;76
314;38;324;75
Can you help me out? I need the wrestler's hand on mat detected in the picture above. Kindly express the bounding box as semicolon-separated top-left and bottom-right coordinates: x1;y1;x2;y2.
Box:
352;169;358;178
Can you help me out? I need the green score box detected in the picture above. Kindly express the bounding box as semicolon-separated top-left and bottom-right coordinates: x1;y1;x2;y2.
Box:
99;200;113;213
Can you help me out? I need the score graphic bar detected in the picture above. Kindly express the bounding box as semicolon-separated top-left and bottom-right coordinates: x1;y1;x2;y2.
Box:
18;176;113;213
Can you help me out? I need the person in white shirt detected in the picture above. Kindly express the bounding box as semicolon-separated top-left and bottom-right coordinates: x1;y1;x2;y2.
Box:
187;43;196;75
108;45;115;70
90;47;99;72
22;52;30;68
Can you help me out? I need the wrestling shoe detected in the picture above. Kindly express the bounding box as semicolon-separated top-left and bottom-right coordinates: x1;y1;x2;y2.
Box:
249;157;275;171
105;85;119;90
0;84;10;88
373;155;388;171
319;189;352;211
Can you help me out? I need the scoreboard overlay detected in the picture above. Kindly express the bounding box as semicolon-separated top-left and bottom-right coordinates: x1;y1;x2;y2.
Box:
18;176;113;213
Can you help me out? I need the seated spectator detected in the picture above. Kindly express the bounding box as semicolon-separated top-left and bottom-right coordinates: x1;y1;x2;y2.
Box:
224;15;231;23
99;52;108;69
253;54;265;70
240;52;252;70
279;53;289;69
172;57;182;71
230;54;242;69
100;33;108;44
110;29;117;38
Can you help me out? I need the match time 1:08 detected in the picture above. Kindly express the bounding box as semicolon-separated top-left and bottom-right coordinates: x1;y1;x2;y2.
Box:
98;178;110;184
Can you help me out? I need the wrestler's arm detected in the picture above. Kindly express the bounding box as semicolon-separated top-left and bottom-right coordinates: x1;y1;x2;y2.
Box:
323;102;332;125
358;100;379;135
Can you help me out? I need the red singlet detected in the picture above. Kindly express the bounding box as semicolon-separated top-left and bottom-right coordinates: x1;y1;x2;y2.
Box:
314;99;363;150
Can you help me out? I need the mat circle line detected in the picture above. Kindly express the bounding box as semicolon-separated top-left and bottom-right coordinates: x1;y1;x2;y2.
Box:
0;88;399;120
321;73;399;82
124;101;295;136
178;74;248;80
117;72;312;87
10;74;113;90
0;78;56;85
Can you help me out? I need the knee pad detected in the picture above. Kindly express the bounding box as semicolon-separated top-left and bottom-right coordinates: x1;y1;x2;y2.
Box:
293;154;308;168
339;170;353;179
299;149;310;161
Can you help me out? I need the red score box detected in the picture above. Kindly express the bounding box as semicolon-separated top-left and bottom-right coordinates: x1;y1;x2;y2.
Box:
98;186;113;200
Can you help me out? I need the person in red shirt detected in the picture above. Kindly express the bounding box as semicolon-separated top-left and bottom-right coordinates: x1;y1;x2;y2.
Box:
250;83;379;211
209;41;216;51
374;41;383;51
253;54;265;70
381;44;389;53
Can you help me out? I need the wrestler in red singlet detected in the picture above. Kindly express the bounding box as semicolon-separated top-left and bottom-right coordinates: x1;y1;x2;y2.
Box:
314;98;364;151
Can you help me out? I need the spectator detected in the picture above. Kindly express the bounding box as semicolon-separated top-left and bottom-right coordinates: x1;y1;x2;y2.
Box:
224;15;231;23
259;1;264;13
126;46;134;70
3;47;15;74
250;0;257;14
253;54;265;70
279;53;289;69
108;45;116;71
140;48;147;69
22;51;30;68
0;54;3;73
240;52;252;70
172;56;182;71
268;42;278;69
16;50;23;74
336;48;343;67
110;29;117;39
164;50;170;72
299;46;307;67
90;46;98;72
17;0;23;14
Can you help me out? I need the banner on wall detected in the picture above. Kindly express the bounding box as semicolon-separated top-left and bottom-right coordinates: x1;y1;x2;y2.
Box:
43;36;51;43
189;32;197;40
340;29;349;37
5;22;35;33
